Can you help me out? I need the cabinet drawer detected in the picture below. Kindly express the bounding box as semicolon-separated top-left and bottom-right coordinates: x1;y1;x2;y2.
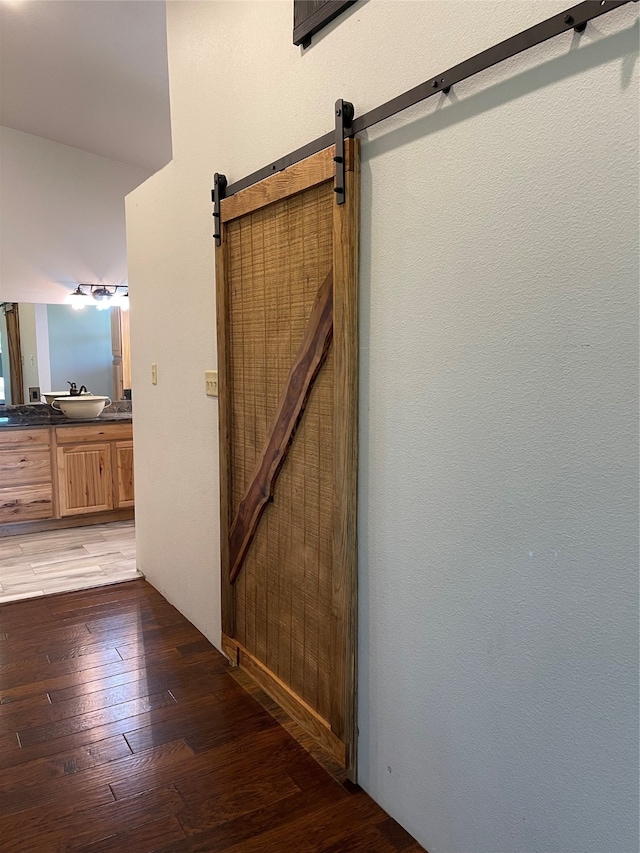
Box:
0;449;52;487
0;428;50;450
0;484;53;523
56;423;133;445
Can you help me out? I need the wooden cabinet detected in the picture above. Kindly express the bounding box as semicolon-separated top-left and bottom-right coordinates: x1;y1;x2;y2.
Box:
113;440;134;508
0;447;51;487
0;428;50;451
57;442;113;516
55;423;133;445
0;428;53;523
0;483;53;524
55;423;133;517
0;422;133;530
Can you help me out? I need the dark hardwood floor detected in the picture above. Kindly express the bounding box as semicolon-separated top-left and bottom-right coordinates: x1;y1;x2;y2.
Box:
0;579;425;852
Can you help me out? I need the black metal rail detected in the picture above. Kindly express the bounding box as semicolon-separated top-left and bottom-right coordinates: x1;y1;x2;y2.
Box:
215;0;636;209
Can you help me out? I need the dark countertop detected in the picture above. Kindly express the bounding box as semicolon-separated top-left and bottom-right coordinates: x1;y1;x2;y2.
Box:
0;403;132;430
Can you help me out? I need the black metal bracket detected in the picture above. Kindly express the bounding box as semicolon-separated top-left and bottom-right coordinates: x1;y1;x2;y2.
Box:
334;99;354;205
212;172;227;246
564;13;587;31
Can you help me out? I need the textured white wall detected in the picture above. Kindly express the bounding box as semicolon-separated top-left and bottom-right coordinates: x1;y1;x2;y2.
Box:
126;3;639;851
0;126;151;304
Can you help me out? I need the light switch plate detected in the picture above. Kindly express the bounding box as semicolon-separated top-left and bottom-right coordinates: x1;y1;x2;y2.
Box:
205;370;218;397
151;363;158;385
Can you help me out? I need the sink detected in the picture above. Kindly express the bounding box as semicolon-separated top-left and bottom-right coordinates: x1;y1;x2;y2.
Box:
51;395;111;420
42;391;91;405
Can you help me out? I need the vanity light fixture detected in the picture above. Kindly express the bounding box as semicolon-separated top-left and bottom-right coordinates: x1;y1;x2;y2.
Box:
66;285;129;311
66;285;91;310
92;285;112;310
115;290;130;311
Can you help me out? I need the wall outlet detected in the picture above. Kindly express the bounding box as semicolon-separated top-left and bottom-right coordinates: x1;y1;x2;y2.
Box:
205;370;218;397
151;363;158;385
29;386;40;402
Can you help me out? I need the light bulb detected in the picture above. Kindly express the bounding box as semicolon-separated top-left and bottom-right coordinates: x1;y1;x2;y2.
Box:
66;286;89;310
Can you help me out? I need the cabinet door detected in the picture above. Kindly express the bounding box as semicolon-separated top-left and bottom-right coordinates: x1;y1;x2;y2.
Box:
57;443;113;516
113;440;134;508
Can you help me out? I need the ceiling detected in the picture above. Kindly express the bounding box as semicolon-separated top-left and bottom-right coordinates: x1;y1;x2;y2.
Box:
0;0;172;172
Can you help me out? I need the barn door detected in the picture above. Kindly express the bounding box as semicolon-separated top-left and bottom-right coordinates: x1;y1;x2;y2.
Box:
216;141;359;777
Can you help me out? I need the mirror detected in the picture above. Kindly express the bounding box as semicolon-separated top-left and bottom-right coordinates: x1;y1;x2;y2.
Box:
0;302;130;405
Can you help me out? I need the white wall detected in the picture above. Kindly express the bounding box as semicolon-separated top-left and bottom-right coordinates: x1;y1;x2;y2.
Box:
126;3;639;851
0;126;151;304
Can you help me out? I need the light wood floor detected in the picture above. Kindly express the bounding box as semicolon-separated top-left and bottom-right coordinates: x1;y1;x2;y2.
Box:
0;520;140;604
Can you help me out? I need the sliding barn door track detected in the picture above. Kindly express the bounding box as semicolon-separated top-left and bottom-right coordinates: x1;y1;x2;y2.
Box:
212;0;636;237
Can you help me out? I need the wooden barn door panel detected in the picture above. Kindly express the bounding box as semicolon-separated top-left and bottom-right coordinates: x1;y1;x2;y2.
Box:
216;141;359;777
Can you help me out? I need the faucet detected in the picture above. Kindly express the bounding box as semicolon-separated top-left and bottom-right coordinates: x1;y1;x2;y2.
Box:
67;382;88;396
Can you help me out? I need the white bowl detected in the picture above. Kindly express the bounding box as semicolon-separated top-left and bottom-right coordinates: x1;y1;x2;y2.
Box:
42;391;71;405
42;391;91;405
51;395;111;420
